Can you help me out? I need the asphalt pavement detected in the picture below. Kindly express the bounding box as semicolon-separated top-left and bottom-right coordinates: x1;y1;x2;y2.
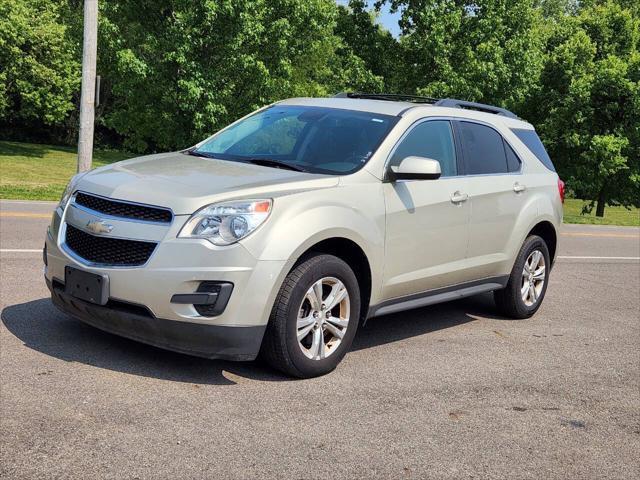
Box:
1;199;639;479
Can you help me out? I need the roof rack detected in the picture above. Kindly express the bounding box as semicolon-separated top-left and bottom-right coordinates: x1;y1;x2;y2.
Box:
434;98;519;119
334;92;520;119
334;92;439;104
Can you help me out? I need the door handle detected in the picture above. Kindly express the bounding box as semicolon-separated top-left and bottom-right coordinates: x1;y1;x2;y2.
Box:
513;182;527;193
450;191;469;204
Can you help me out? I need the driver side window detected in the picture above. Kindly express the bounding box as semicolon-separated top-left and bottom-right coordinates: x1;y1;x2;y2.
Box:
389;120;457;177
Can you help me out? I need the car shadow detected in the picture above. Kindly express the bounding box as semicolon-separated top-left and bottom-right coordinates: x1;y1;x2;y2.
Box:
352;293;502;351
2;294;505;385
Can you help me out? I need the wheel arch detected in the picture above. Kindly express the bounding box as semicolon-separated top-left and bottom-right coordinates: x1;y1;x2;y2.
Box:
293;237;373;325
527;220;558;265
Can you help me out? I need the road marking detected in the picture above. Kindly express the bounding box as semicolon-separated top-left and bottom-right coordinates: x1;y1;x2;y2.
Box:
0;249;42;253
0;212;51;219
561;232;639;239
0;199;57;205
557;255;640;260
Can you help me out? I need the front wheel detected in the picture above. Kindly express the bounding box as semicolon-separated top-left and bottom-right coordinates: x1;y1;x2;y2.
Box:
494;235;550;319
260;254;360;378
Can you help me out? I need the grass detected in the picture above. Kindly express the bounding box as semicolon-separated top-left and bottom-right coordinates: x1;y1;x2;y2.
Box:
1;141;639;226
563;198;639;227
0;141;132;201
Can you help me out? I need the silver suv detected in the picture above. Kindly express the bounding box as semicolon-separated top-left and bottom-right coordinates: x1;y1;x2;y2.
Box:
44;94;563;378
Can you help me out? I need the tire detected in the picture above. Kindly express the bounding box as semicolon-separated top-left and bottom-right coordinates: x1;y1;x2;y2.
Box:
494;235;551;319
260;254;361;378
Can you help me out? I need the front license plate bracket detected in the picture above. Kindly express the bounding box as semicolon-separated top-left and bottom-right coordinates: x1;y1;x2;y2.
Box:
64;266;109;305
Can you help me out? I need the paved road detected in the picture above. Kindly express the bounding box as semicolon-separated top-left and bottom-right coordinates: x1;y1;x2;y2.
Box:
1;200;639;479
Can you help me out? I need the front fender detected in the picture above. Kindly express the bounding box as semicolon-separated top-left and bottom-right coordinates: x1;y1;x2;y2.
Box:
240;185;386;300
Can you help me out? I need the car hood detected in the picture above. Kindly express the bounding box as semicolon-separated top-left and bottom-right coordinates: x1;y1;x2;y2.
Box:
76;152;339;214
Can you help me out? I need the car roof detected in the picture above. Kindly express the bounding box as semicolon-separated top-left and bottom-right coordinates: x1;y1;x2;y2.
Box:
277;97;533;129
278;97;412;116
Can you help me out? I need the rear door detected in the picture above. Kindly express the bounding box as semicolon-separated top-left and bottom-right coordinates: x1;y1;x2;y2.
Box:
382;119;471;300
455;120;526;279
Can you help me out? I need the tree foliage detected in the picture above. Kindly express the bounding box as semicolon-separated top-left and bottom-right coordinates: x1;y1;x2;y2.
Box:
0;0;638;214
379;0;545;109
97;0;381;152
336;1;402;92
0;0;79;124
525;0;639;213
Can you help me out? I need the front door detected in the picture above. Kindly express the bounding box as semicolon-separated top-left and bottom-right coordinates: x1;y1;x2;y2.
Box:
382;120;470;300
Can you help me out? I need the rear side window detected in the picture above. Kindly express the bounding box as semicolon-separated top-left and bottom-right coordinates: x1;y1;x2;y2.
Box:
511;128;555;172
504;142;521;172
458;122;508;175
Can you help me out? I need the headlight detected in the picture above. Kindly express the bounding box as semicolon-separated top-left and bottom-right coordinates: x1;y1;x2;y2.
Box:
178;199;272;246
57;172;87;211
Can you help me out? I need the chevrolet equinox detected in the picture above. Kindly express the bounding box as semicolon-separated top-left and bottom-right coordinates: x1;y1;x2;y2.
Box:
44;93;563;378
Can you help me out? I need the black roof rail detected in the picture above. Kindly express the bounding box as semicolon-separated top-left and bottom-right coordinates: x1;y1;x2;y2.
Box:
334;92;440;104
434;98;519;119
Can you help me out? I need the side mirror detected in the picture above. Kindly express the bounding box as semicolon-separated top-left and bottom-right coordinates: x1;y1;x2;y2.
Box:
389;156;442;181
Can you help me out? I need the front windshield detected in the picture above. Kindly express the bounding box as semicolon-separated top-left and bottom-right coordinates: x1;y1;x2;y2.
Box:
194;105;398;174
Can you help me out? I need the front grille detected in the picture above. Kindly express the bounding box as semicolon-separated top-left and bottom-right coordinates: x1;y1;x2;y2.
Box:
74;192;172;223
65;224;157;266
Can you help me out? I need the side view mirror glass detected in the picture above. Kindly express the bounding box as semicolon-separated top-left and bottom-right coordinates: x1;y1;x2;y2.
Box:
389;156;442;181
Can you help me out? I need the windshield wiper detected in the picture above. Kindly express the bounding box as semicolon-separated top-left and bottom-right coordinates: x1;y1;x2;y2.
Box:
245;158;308;172
184;151;308;172
184;149;215;158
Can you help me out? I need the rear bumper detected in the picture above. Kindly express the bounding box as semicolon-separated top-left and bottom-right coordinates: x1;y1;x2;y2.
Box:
47;278;266;361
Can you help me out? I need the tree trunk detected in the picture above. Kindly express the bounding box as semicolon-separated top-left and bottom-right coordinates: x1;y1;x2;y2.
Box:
595;189;606;217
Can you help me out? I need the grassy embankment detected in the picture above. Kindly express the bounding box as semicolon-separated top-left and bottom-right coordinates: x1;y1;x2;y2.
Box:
0;141;131;201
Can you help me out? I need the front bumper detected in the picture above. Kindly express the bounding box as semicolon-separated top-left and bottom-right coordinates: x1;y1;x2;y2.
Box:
44;206;294;360
47;277;266;361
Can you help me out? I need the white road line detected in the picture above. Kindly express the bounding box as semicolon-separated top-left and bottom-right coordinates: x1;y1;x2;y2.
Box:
557;255;640;260
0;199;57;205
0;249;42;253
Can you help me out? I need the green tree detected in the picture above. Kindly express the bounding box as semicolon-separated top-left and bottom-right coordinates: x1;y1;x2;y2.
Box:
0;0;79;125
95;0;380;152
377;0;545;109
336;0;402;92
526;0;639;216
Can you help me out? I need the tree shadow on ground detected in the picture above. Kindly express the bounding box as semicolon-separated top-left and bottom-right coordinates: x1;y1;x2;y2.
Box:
2;293;506;385
0;141;63;158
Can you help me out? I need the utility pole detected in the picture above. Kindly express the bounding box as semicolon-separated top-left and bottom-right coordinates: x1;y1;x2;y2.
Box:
77;0;98;173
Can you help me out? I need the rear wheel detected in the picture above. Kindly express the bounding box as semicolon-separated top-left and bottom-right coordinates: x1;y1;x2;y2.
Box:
261;254;360;378
494;235;550;319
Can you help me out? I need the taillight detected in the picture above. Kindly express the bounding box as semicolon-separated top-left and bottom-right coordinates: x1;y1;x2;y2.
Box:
557;178;565;203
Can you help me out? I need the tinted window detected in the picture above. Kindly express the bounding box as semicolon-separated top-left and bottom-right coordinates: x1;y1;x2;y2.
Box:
504;141;521;172
195;106;398;175
389;120;457;176
458;122;508;175
511;128;555;172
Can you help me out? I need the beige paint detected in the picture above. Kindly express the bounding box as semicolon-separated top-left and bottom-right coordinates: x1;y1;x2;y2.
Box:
45;97;562;328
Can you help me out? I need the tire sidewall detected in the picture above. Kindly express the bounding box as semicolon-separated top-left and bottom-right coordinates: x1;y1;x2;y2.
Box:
513;236;550;317
283;256;361;377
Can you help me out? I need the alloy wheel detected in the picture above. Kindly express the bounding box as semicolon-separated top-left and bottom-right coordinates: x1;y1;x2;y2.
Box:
521;250;546;306
296;277;350;360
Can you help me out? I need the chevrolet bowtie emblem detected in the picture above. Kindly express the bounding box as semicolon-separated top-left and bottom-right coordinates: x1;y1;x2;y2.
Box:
86;220;114;235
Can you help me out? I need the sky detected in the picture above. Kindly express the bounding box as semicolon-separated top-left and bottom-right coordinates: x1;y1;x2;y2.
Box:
335;0;402;38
